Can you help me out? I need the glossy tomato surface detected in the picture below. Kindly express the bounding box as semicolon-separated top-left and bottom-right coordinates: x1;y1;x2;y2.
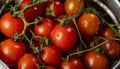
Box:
34;18;55;37
83;50;108;69
0;39;26;66
20;0;46;22
60;58;84;69
65;0;84;15
0;12;24;37
17;54;40;69
46;66;56;69
103;40;120;59
78;13;100;36
46;0;65;17
50;24;77;51
100;27;115;38
41;45;62;66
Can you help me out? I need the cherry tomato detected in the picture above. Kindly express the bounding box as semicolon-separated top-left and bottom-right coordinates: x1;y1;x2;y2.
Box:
65;0;84;15
17;54;40;69
103;40;120;59
41;45;62;66
0;12;24;37
50;24;77;51
100;27;115;38
34;18;55;37
78;13;100;36
0;39;26;66
20;0;46;22
46;0;65;17
60;58;84;69
83;50;108;69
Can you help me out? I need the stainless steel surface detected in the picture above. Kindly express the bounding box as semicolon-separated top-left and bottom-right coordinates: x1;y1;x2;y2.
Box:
0;0;22;16
101;0;120;22
112;59;120;69
0;60;9;69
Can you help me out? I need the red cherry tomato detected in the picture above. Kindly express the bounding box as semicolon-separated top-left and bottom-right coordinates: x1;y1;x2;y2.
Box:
78;13;100;36
20;0;46;22
0;12;24;37
34;18;55;37
0;39;26;66
46;0;65;17
65;0;84;15
41;45;62;66
83;50;108;69
103;40;120;59
50;24;77;51
60;58;84;69
100;27;115;38
17;54;40;69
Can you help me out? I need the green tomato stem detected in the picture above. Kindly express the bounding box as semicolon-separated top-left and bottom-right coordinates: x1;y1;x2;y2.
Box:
66;40;108;59
71;17;87;49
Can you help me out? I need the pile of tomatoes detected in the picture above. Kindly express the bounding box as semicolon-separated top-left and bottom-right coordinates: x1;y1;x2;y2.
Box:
0;0;120;69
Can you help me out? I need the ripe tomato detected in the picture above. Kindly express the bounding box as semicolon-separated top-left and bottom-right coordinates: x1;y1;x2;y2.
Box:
46;66;56;69
46;0;65;17
60;58;84;69
0;39;26;66
41;45;62;66
100;27;115;38
20;0;46;22
78;13;100;36
50;24;77;51
103;40;120;59
17;54;40;69
34;18;55;37
65;0;84;15
0;12;24;37
83;50;108;69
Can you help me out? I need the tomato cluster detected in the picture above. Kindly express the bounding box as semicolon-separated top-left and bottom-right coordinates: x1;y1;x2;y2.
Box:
0;0;120;69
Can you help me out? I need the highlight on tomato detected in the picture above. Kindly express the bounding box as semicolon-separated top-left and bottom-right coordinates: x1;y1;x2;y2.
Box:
0;39;26;66
83;50;108;69
0;12;24;38
17;54;40;69
50;24;77;51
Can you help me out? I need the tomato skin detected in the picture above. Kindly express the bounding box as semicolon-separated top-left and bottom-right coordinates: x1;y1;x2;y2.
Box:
101;27;115;38
20;0;45;22
41;45;62;66
78;13;100;36
46;66;56;69
17;54;40;69
46;0;65;17
0;39;26;66
60;58;84;69
103;40;120;59
83;50;108;69
50;24;77;51
65;0;84;15
0;12;24;37
34;18;55;37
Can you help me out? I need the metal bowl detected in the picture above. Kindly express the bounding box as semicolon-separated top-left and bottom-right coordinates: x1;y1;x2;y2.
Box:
0;0;120;69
